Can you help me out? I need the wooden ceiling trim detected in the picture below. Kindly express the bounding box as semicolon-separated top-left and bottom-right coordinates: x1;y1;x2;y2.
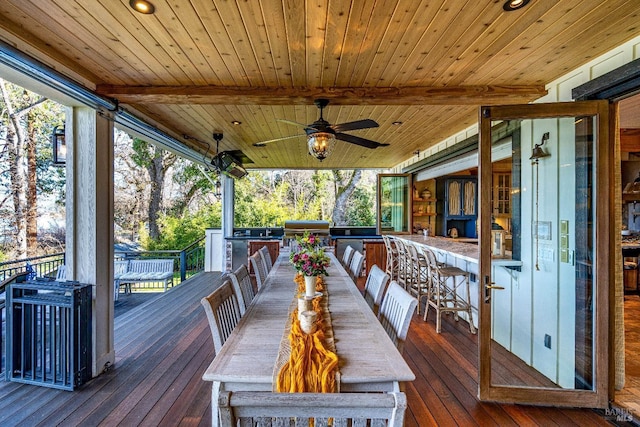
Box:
322;0;351;87
359;0;426;87
342;0;401;87
257;2;293;87
459;0;589;85
282;0;307;87
96;84;546;105
88;2;196;85
0;21;102;89
56;1;174;85
436;0;556;86
169;104;221;153
332;0;381;86
213;0;266;86
161;2;225;86
191;2;251;86
398;0;479;85
235;1;280;86
466;0;631;86
247;105;292;167
305;0;329;87
413;1;504;85
0;2;123;86
527;0;640;85
130;4;212;86
385;1;455;87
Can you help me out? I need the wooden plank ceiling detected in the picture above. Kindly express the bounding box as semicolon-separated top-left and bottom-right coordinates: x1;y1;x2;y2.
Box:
0;0;638;169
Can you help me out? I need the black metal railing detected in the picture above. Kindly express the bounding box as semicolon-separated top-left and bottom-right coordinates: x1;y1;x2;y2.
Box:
0;253;65;284
0;236;206;378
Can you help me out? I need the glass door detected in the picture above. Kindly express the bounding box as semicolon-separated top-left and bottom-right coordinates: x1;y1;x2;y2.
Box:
478;101;611;407
377;174;411;235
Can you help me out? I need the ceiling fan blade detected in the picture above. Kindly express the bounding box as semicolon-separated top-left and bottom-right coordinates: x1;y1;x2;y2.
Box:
331;119;379;133
276;119;319;132
252;134;302;147
335;133;389;149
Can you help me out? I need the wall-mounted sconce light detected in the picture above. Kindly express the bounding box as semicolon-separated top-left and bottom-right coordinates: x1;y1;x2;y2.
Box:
52;125;66;165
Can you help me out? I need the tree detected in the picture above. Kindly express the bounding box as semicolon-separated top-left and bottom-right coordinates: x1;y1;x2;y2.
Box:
0;79;62;258
130;138;177;241
331;170;362;226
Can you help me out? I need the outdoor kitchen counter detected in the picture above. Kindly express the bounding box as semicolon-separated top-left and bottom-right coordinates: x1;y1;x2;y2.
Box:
396;235;522;268
396;235;523;330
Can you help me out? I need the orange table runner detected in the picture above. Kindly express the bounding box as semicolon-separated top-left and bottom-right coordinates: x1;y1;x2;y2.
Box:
274;275;340;393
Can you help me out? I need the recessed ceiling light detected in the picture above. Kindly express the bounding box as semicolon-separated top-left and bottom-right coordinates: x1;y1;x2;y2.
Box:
231;120;242;125
130;0;155;14
503;0;530;11
392;121;403;126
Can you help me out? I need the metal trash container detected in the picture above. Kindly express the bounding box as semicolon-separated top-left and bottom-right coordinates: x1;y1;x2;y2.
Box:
6;279;92;391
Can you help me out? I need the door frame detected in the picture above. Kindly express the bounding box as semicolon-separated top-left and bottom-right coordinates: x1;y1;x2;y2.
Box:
478;100;613;407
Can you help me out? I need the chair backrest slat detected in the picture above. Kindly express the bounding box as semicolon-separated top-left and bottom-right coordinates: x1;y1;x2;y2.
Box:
342;245;355;268
363;264;390;314
349;250;365;281
218;391;406;427
200;279;242;353
377;280;417;354
249;252;268;290
228;264;255;316
258;246;273;273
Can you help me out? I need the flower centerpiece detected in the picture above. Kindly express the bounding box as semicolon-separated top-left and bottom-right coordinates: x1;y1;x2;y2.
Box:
290;232;330;297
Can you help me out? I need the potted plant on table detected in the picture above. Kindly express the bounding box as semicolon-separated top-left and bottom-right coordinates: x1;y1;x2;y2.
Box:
290;233;330;297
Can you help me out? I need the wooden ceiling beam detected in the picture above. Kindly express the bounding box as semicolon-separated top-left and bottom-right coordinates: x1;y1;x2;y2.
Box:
96;85;547;105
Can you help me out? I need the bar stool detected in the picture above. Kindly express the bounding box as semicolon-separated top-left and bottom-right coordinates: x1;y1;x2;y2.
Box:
405;242;430;315
382;235;399;282
394;238;410;291
422;247;476;334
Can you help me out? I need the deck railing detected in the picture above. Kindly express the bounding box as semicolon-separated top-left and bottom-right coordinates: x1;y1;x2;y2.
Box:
0;253;66;283
0;236;206;377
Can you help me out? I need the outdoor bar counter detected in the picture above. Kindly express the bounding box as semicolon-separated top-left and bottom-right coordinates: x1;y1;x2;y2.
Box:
396;235;523;328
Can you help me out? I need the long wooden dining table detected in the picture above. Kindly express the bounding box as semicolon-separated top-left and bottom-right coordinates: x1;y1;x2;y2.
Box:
202;251;415;424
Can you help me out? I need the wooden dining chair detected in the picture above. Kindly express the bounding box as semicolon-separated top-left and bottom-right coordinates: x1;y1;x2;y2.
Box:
218;390;407;427
228;264;255;316
200;278;242;354
377;280;418;354
342;245;355;269
249;252;268;290
349;250;365;282
363;264;390;315
258;245;273;273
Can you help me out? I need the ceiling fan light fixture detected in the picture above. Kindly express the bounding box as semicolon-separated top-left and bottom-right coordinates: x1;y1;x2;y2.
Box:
307;132;335;161
130;0;155;14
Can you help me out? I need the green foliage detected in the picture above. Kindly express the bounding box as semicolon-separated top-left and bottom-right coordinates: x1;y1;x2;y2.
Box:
131;138;153;168
345;187;376;226
144;203;222;250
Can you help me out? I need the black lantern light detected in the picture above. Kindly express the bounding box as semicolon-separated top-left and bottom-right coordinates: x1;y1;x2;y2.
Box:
52;125;66;165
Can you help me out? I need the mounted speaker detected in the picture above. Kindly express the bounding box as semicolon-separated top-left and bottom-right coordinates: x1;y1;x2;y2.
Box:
212;151;248;179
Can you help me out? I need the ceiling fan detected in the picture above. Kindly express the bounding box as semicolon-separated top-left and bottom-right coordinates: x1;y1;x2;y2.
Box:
252;99;389;161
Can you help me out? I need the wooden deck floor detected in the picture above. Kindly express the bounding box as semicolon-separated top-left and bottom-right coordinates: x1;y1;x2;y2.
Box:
614;293;640;417
0;272;623;426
